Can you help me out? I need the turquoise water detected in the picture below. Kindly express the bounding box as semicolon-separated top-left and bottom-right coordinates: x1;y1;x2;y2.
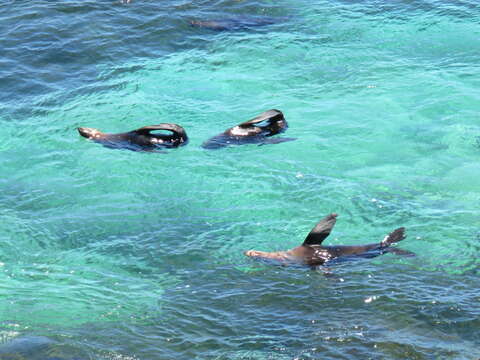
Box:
1;0;479;358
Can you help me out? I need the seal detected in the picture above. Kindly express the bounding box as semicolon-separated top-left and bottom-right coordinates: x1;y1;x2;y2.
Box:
245;213;412;267
0;336;55;356
77;123;188;152
189;15;286;31
202;109;296;149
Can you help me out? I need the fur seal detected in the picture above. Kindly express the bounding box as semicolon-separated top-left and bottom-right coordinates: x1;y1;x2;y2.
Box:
77;123;188;152
202;109;295;149
189;15;286;31
245;213;412;267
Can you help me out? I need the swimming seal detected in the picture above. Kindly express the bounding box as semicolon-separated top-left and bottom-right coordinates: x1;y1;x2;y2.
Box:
202;109;295;149
77;123;188;152
245;213;412;267
189;15;286;31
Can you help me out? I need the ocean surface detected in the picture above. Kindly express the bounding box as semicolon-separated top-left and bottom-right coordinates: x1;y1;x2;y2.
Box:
1;0;479;359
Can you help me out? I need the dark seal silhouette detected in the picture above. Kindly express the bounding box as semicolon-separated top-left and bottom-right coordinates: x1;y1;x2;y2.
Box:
77;123;188;152
189;15;287;31
245;213;412;267
202;109;295;149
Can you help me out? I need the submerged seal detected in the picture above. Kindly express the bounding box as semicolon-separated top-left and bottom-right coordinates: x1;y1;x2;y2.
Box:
0;336;55;356
245;213;412;267
202;109;295;149
189;15;286;31
77;123;188;152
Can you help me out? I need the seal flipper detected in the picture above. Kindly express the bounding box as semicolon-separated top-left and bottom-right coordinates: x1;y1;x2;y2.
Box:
134;123;187;138
302;213;338;246
238;109;284;127
380;227;406;247
380;227;414;256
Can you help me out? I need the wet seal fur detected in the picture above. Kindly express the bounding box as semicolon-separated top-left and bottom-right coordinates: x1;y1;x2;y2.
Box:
77;123;188;152
245;213;413;267
202;109;295;149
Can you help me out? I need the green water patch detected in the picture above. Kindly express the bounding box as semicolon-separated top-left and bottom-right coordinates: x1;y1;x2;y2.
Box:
0;259;169;329
0;219;171;328
0;208;176;329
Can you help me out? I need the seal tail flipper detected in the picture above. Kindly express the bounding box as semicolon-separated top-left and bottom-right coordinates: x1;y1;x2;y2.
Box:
258;137;297;146
135;123;188;140
380;227;406;247
385;247;416;257
238;109;284;127
302;213;338;246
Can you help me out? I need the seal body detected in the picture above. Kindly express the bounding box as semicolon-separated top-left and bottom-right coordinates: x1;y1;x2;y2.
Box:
202;109;295;149
77;123;188;152
245;213;411;267
189;16;286;31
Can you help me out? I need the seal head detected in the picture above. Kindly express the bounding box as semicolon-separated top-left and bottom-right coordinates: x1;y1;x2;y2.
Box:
77;127;104;139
